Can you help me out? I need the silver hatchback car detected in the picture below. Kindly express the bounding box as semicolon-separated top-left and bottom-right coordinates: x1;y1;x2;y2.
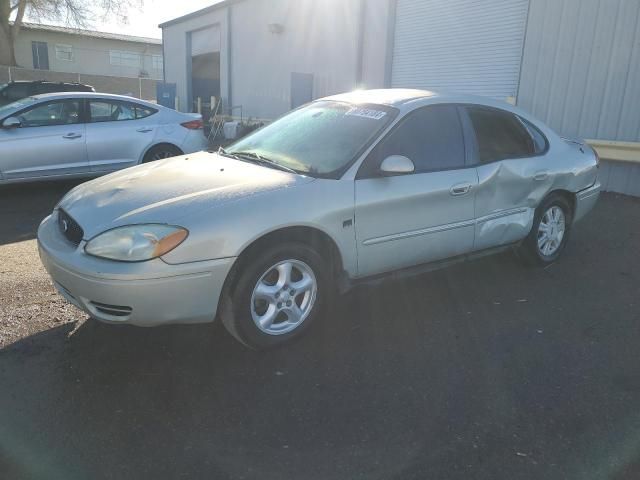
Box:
0;92;208;183
38;89;601;349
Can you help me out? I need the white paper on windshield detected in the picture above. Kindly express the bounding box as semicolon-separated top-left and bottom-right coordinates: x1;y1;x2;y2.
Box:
345;107;387;120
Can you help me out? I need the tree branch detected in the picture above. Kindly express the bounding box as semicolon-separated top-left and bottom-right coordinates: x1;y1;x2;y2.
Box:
11;0;26;38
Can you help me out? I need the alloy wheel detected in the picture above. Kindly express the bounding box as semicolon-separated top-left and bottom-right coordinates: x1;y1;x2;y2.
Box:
537;205;566;256
250;259;318;335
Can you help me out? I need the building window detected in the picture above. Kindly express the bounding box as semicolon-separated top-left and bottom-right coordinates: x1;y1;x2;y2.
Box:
55;44;74;61
152;54;163;71
109;50;141;68
31;41;49;70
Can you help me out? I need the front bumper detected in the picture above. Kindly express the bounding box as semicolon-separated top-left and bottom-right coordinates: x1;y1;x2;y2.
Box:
574;180;601;223
37;213;236;326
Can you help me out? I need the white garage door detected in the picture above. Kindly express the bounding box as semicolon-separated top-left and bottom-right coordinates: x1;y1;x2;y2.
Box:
191;25;221;55
391;0;529;99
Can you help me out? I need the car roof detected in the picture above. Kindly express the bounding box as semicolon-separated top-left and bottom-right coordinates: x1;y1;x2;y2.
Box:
7;80;90;86
323;89;437;107
322;88;517;110
27;91;159;106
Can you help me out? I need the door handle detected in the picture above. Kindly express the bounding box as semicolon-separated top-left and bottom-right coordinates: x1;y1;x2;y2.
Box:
62;133;82;139
533;170;549;181
450;183;472;196
136;127;153;133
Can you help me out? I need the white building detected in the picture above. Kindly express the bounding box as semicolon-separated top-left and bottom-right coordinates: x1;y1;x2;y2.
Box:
161;0;640;195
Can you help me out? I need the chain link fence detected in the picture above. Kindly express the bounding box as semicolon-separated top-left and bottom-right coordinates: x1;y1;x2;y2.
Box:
0;65;158;101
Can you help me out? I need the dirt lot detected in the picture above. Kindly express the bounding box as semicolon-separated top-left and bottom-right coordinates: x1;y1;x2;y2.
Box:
1;181;639;480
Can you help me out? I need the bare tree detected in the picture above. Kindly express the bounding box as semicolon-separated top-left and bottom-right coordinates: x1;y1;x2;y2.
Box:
0;0;139;67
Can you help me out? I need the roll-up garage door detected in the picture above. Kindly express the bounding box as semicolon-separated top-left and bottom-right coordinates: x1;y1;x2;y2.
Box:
391;0;529;99
191;25;221;55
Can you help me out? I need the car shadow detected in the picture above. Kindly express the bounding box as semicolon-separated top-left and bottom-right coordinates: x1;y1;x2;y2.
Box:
0;179;83;246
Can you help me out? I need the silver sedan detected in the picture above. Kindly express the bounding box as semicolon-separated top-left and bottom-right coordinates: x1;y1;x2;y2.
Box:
0;92;208;183
37;89;601;349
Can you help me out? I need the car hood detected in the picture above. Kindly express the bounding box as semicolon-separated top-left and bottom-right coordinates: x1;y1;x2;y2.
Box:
58;152;314;239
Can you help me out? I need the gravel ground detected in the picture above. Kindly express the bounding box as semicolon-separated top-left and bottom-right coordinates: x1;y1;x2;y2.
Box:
1;182;639;480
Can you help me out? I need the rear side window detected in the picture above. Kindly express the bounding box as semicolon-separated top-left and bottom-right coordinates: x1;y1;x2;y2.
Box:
360;105;465;176
89;100;156;122
466;107;536;163
519;117;548;154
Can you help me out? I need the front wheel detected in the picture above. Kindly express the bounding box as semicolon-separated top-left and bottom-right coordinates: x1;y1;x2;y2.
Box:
220;243;329;349
519;194;573;266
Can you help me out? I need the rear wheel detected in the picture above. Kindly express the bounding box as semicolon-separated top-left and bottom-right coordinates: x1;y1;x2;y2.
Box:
519;194;573;266
220;243;329;350
142;144;182;163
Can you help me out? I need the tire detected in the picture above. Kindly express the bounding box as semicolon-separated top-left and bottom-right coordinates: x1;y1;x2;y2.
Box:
220;242;329;350
519;193;573;266
142;144;182;163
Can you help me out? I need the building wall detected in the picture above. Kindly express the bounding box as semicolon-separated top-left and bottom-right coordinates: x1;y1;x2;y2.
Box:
13;29;163;79
518;0;640;142
230;0;362;119
162;0;390;119
162;7;229;114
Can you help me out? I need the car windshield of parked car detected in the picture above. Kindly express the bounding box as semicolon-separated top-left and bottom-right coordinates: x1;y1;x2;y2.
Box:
226;100;398;178
0;97;38;119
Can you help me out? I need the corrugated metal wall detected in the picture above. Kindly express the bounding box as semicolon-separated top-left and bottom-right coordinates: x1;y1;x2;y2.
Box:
391;0;529;98
518;0;640;142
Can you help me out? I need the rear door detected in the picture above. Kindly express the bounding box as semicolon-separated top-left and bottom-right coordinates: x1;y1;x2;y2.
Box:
84;99;159;172
0;98;87;180
354;105;478;278
463;106;551;250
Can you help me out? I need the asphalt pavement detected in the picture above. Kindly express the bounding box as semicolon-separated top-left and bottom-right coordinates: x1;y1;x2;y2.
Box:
0;181;639;480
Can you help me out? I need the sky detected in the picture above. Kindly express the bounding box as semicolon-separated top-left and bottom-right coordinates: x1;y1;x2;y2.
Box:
27;0;222;39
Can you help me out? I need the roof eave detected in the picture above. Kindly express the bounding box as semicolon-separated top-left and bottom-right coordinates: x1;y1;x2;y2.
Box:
159;0;242;28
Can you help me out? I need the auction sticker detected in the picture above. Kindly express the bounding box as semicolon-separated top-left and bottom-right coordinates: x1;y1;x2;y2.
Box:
345;107;387;120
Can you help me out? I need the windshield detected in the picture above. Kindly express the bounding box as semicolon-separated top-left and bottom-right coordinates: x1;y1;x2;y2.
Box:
226;100;398;178
0;96;38;118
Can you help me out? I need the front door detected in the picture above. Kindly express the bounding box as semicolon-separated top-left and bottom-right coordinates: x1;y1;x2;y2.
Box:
0;99;86;180
354;105;477;278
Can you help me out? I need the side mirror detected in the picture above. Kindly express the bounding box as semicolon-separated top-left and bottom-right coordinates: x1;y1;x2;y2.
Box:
2;117;21;129
379;155;414;176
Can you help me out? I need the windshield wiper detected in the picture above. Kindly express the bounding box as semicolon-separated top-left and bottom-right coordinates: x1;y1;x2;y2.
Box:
229;150;299;175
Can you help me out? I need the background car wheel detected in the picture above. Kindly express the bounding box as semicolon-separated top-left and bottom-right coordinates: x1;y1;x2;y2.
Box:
142;144;183;163
220;243;329;350
519;193;573;266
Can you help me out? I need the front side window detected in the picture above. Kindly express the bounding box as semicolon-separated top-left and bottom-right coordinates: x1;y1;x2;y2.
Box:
227;101;398;178
359;105;466;178
466;107;535;163
17;100;81;127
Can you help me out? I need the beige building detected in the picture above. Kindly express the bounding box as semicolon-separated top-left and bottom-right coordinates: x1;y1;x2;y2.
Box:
11;22;163;80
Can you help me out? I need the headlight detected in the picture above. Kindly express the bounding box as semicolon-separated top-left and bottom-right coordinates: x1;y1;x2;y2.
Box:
85;224;188;262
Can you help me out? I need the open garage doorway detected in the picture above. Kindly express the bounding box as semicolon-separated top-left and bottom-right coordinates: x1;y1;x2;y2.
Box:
191;52;220;117
188;25;221;121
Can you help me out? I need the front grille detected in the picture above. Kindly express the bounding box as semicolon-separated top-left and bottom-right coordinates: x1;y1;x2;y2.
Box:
57;208;84;246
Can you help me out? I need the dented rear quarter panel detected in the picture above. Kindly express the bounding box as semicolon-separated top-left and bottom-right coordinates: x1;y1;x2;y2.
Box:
473;127;599;251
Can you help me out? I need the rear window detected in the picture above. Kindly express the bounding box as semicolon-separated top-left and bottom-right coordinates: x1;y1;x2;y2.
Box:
5;84;31;101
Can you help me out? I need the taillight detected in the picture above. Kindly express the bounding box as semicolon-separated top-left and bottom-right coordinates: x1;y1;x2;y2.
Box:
181;119;203;130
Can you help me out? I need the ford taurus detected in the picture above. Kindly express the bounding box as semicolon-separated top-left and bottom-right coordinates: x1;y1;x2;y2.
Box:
37;89;601;349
